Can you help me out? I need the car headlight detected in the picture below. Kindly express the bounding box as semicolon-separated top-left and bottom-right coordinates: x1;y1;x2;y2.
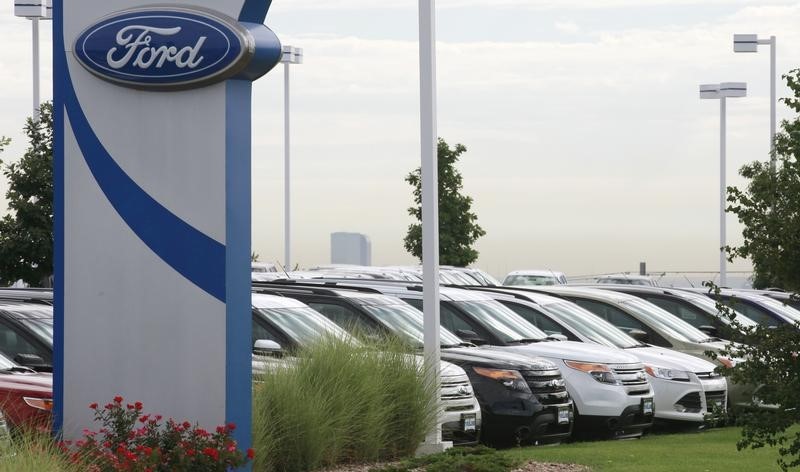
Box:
472;367;531;393
23;397;53;411
644;365;690;382
564;360;621;386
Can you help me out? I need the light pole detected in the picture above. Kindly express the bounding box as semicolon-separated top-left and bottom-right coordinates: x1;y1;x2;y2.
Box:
734;34;777;171
14;0;51;123
418;0;448;454
281;45;303;272
699;82;747;288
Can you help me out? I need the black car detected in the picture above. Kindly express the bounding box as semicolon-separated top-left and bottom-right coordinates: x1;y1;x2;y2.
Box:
252;281;573;446
0;290;54;372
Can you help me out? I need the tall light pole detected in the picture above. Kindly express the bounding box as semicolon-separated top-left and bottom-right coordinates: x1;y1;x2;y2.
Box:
418;0;448;454
14;0;51;123
699;82;747;288
281;45;303;272
734;34;777;171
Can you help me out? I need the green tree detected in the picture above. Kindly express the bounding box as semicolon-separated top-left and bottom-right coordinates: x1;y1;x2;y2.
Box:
0;103;53;286
719;67;800;470
704;282;800;470
404;138;486;266
727;68;800;290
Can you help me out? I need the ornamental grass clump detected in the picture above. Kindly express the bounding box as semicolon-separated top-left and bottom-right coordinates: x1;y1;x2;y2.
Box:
252;335;438;471
0;431;83;472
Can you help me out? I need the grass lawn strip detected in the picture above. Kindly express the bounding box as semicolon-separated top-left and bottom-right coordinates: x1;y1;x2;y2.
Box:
504;427;783;472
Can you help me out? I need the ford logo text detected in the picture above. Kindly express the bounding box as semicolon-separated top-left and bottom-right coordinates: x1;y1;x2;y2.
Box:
73;7;255;90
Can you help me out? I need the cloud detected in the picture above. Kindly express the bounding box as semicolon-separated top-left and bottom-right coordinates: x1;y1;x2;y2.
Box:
1;2;798;276
554;20;580;34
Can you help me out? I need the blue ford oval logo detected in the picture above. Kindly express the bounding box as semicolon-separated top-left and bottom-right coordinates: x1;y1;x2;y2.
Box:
73;7;253;90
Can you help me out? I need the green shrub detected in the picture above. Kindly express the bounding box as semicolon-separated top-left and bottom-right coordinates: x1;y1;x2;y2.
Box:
252;336;438;471
376;446;520;472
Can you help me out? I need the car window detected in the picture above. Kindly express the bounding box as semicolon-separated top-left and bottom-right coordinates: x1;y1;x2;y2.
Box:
404;298;423;310
305;302;376;333
644;297;719;329
252;316;286;347
572;299;647;332
720;297;780;327
440;303;479;335
499;301;569;337
0;320;50;362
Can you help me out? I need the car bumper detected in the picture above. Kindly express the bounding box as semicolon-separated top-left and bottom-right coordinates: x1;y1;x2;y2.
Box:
560;367;654;435
651;375;728;422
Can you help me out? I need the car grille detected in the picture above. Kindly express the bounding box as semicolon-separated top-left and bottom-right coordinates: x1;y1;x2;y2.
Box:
695;371;720;380
519;369;570;405
676;392;702;413
705;390;727;410
610;364;650;395
441;376;477;412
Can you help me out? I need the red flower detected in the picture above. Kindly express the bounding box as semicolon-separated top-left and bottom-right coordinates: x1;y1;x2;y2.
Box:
182;421;191;429
246;448;255;460
226;422;236;431
89;402;98;409
202;447;219;461
134;401;143;410
216;426;226;434
113;396;123;404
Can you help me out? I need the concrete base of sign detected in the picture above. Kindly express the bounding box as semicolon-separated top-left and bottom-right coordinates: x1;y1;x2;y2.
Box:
415;440;453;457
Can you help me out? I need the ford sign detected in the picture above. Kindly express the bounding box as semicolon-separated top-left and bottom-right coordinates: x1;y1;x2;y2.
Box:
73;7;255;90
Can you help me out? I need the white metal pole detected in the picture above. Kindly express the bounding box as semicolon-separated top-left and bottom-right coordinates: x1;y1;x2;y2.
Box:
284;62;291;271
720;97;727;287
769;36;776;171
419;0;444;449
32;17;40;123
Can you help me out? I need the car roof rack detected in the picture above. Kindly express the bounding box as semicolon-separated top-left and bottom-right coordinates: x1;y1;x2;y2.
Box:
252;280;385;295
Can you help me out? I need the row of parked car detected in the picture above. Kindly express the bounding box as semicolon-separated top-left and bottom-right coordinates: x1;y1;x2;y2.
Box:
0;266;796;447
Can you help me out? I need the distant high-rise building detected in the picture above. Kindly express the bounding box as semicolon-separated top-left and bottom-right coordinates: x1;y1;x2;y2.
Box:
331;232;372;266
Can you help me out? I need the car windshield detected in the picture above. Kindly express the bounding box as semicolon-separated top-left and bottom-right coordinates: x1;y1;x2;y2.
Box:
759;298;800;322
621;299;711;343
505;275;559;286
0;352;16;371
453;300;548;343
468;270;501;286
360;303;464;347
255;306;356;346
0;306;54;345
687;295;759;328
541;302;642;349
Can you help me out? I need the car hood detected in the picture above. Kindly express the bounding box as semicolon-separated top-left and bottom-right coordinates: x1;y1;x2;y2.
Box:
442;346;556;371
481;340;639;364
622;346;717;372
0;371;52;391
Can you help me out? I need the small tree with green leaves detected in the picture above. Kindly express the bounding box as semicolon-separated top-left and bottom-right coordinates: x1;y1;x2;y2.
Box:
0;103;53;286
404;138;486;266
727;68;800;290
703;282;800;470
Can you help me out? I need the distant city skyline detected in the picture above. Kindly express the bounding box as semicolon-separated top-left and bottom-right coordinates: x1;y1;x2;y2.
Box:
1;1;798;278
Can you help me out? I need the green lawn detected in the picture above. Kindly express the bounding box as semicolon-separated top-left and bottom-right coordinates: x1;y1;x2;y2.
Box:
503;428;784;472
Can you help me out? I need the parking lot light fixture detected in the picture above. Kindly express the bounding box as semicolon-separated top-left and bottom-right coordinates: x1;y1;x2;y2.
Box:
14;0;51;123
734;34;777;172
699;82;747;288
280;45;303;271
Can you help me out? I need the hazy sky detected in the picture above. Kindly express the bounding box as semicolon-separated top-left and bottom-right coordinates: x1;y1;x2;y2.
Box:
0;1;798;279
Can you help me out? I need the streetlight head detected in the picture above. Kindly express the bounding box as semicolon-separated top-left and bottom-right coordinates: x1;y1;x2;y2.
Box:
700;84;720;99
734;34;758;53
720;82;747;98
280;45;304;65
14;0;48;18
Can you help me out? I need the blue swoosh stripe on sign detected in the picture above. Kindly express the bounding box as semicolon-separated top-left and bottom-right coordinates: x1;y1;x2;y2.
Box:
239;0;271;22
63;69;226;302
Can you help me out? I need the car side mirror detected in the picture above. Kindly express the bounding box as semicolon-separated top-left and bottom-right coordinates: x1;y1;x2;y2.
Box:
455;329;488;345
253;339;283;356
627;329;649;343
546;333;568;342
698;325;718;337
